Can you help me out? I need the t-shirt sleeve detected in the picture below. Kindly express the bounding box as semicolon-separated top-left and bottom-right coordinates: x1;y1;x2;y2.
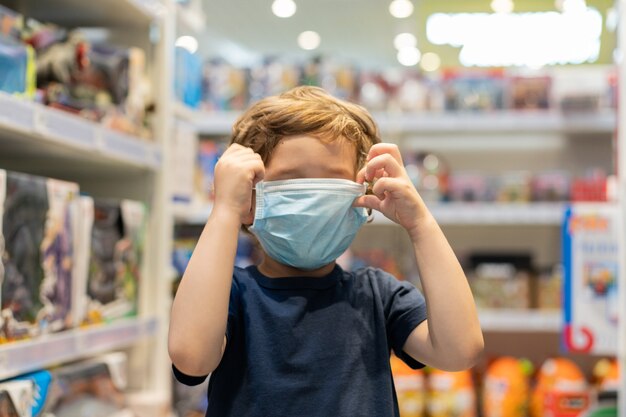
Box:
172;270;242;386
172;364;208;386
376;269;428;369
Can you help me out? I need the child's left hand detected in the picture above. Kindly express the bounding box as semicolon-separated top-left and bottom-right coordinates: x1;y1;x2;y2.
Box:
354;143;431;239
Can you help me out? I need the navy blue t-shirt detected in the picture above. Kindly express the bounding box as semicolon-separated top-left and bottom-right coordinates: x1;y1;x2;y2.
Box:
173;264;427;417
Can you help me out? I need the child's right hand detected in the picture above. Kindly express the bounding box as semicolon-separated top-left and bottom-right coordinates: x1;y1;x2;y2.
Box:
213;144;265;222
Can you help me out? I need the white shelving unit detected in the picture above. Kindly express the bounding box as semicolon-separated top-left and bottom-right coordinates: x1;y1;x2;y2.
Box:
0;0;176;406
0;317;158;381
176;2;206;34
0;92;161;172
187;109;616;136
479;310;561;333
173;201;566;226
371;202;566;226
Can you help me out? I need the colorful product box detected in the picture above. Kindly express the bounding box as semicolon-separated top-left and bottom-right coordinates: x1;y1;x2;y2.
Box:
0;170;80;343
0;379;33;417
82;199;146;324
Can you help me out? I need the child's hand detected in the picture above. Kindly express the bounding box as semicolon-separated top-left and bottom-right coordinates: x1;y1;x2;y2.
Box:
213;144;265;222
354;143;431;240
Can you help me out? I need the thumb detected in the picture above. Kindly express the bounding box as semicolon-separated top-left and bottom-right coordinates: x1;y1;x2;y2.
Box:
353;195;381;211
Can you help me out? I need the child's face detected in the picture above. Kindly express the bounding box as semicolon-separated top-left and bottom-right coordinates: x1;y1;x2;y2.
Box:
264;135;357;181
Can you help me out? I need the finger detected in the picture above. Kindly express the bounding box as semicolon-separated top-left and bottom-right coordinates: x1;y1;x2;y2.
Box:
353;195;382;212
226;143;255;156
356;167;367;184
371;177;404;199
366;143;403;165
246;159;265;185
364;154;403;181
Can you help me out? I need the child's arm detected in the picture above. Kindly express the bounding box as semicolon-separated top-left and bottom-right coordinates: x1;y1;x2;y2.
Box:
355;143;484;372
169;144;264;376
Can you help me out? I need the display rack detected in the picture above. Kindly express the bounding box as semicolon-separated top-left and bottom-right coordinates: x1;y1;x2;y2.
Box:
0;317;158;381
478;309;561;333
176;2;206;34
0;0;176;406
17;0;165;28
186;109;616;136
173;201;566;226
0;92;160;173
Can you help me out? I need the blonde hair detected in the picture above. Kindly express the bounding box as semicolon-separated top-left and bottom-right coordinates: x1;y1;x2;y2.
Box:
230;86;381;170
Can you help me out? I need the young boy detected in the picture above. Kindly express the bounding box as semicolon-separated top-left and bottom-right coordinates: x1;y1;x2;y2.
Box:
169;86;483;416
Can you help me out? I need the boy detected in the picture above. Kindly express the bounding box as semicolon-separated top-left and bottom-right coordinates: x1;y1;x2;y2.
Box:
169;86;483;416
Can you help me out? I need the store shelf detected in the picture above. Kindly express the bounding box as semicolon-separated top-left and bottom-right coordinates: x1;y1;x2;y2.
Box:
176;3;206;34
370;202;566;226
173;201;213;224
375;110;616;135
20;0;165;28
190;110;615;136
479;309;561;332
0;317;158;381
0;93;161;176
173;202;565;226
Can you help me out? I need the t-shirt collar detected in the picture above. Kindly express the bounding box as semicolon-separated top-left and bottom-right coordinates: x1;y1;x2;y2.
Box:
247;264;343;290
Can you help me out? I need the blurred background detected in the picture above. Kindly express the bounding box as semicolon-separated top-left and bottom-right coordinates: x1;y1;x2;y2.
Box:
0;0;622;416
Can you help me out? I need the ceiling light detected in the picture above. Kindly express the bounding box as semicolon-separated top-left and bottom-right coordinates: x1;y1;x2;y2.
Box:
298;31;321;50
420;52;441;72
175;35;198;54
397;47;421;66
491;0;514;13
389;0;414;19
272;0;296;18
393;33;417;50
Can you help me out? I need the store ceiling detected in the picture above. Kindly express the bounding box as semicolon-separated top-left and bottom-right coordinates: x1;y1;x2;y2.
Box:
198;0;419;68
197;0;615;69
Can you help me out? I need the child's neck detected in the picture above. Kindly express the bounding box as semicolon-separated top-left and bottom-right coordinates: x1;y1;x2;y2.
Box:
258;258;336;278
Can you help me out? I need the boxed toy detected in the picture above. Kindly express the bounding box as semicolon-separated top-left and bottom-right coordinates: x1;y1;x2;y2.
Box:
1;170;80;343
482;357;531;417
427;368;476;417
531;358;589;417
175;45;203;109
45;352;131;416
29;22;151;138
14;370;53;417
531;171;570;202
390;354;425;417
196;139;225;203
448;172;491;202
0;379;33;417
442;69;506;111
509;76;551;110
202;58;249;111
0;5;35;98
82;199;146;324
467;253;533;310
536;265;562;310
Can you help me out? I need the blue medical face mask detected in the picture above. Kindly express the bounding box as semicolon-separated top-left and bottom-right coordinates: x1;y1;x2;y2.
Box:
249;178;368;270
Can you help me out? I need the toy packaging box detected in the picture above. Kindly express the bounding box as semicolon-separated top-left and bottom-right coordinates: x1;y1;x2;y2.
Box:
46;352;131;417
82;199;146;324
0;5;35;98
482;357;530;417
0;170;80;343
390;354;425;417
0;379;33;417
467;253;533;310
563;204;619;355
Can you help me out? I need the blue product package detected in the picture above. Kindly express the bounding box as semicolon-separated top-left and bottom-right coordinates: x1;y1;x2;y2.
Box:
15;370;53;416
0;35;29;95
174;46;202;108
